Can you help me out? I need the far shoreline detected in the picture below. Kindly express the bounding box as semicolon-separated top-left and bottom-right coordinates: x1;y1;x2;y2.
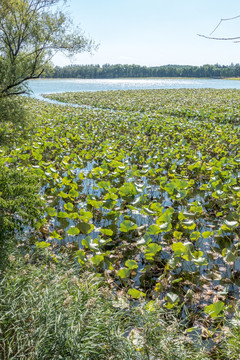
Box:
30;77;240;81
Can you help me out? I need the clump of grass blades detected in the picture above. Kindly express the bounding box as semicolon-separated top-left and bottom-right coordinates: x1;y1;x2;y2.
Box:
220;315;240;360
0;254;215;360
0;256;137;360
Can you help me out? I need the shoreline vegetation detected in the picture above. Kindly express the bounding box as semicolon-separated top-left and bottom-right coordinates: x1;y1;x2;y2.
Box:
44;63;240;79
1;88;240;359
32;76;240;81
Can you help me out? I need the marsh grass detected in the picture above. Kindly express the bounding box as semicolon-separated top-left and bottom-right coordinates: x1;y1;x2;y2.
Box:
0;254;136;360
220;315;240;360
0;252;214;360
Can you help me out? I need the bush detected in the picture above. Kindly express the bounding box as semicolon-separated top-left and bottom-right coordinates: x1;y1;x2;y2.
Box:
0;166;44;269
0;96;27;124
0;96;29;145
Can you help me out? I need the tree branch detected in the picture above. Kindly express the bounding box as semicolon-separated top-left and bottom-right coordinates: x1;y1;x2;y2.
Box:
0;70;44;96
210;15;240;35
197;34;240;41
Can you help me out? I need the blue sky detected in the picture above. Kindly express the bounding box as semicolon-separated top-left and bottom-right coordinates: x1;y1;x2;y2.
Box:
53;0;240;67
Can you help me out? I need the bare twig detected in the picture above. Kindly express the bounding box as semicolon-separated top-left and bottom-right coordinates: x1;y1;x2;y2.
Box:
198;14;240;42
210;15;240;35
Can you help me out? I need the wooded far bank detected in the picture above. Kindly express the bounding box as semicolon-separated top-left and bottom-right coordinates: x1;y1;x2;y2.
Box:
45;63;240;79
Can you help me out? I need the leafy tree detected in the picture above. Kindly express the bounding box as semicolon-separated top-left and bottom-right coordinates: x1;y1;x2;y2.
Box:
0;0;96;97
46;63;240;79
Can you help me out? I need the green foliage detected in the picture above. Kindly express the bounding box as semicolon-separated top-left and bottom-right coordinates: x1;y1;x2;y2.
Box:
0;166;44;236
0;96;27;123
3;91;240;313
0;165;44;268
0;0;96;98
46;63;240;79
3;88;240;357
0;253;217;360
0;255;138;360
128;288;146;299
2;89;240;357
0;96;30;145
221;314;240;359
204;301;225;318
67;226;80;236
120;220;138;232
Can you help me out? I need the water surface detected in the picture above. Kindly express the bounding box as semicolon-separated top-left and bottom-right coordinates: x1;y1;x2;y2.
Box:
28;78;240;100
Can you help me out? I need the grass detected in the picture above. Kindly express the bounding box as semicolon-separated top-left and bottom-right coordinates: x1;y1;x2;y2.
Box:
0;250;215;360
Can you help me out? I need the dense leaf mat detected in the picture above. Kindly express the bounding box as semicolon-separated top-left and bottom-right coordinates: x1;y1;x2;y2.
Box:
1;89;240;320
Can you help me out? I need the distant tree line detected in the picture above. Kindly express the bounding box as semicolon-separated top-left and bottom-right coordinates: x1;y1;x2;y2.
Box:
45;63;240;79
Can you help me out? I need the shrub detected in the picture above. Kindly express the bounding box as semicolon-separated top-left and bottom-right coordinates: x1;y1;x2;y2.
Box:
0;166;44;269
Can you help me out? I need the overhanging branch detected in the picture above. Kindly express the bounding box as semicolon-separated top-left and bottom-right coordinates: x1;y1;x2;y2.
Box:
210;15;240;35
198;34;240;41
198;14;240;42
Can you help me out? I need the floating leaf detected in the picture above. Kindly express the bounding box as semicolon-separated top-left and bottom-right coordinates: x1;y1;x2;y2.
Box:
125;259;138;270
119;183;137;198
57;211;69;218
172;242;188;257
49;231;62;240
36;242;51;249
69;189;79;198
78;222;94;234
120;220;137;232
222;249;237;263
100;228;113;236
182;219;196;230
91;254;104;266
76;249;85;264
58;191;68;199
223;220;238;228
190;231;201;241
67;226;80;236
173;231;182;240
64;202;74;211
165;292;179;308
194;257;208;266
202;231;213;239
82;236;99;250
46;207;57;217
204;301;225;318
117;268;131;279
144;243;162;260
128;289;146;299
146;224;161;235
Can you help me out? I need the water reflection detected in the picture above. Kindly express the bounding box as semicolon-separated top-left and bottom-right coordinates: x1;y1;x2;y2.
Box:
28;78;240;100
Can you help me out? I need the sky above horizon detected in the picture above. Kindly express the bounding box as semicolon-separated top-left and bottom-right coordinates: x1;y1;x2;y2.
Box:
53;0;240;67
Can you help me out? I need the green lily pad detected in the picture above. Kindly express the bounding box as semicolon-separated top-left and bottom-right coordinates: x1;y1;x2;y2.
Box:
119;220;137;232
204;301;225;318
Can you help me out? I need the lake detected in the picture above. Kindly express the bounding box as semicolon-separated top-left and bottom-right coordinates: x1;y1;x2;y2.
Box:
28;78;240;100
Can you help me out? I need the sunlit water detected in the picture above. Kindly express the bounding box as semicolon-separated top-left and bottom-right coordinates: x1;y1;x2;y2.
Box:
28;78;240;100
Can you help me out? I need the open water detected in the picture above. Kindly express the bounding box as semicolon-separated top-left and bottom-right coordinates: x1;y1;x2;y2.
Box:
28;78;240;100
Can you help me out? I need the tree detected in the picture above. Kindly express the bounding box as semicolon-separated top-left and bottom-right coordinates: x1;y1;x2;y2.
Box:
0;0;97;97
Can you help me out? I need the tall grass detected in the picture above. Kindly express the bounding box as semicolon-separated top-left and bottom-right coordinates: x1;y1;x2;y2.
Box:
0;252;213;360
